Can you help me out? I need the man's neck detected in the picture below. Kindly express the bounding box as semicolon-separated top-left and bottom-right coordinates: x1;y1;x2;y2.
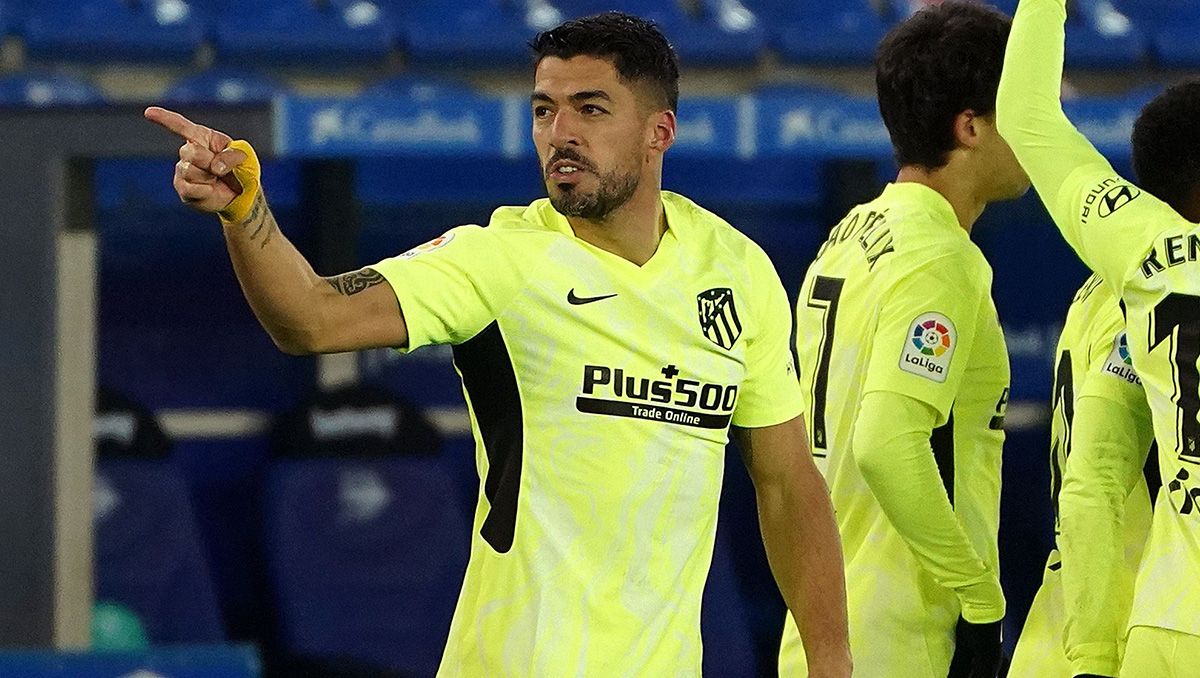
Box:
567;186;666;266
896;164;988;233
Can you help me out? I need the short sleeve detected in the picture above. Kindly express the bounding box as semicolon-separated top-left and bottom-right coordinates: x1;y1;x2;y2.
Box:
1077;302;1150;417
731;250;805;428
862;251;986;422
371;225;528;352
1048;168;1179;298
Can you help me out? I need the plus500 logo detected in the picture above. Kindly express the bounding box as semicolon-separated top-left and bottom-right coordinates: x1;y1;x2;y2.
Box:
582;365;738;413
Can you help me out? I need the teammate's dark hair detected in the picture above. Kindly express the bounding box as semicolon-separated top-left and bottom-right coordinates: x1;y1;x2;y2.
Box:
1132;80;1200;217
530;12;679;112
875;1;1012;169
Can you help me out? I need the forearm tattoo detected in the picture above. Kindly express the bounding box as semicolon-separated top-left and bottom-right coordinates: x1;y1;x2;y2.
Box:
236;193;278;249
324;267;386;296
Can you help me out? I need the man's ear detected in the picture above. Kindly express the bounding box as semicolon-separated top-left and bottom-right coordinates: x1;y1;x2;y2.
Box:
649;109;676;153
953;109;982;150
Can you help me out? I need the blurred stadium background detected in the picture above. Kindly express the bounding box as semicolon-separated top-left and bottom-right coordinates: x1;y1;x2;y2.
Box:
0;0;1195;676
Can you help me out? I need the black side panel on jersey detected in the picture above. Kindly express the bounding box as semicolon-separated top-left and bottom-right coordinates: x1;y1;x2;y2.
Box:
1145;441;1162;508
931;414;955;505
453;321;523;553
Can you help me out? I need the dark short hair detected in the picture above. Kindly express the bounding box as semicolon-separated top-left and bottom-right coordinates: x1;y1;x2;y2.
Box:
875;1;1012;169
1132;80;1200;215
530;11;679;112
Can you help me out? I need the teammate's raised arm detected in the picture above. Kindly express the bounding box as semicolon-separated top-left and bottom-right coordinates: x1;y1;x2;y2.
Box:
995;0;1111;201
995;0;1172;291
144;106;408;354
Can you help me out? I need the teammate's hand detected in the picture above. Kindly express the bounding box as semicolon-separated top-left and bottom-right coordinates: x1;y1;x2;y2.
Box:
947;617;1003;678
143;106;257;220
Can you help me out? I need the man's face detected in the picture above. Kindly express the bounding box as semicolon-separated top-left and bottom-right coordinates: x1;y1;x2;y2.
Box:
532;55;656;221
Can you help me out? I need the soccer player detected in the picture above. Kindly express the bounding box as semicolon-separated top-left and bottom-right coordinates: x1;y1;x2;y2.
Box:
1008;273;1155;677
779;3;1027;677
145;12;852;678
999;0;1200;674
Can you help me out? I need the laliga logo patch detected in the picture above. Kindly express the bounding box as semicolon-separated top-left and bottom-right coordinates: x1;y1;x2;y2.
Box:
900;312;956;383
399;232;454;259
1102;331;1142;385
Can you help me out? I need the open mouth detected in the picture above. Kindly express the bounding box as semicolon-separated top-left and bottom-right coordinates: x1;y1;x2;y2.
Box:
547;159;589;182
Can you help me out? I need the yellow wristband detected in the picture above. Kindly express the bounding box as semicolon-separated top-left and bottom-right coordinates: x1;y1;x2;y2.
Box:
217;139;263;225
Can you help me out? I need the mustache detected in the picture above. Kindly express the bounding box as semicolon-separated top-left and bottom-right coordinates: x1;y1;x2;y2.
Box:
544;149;595;175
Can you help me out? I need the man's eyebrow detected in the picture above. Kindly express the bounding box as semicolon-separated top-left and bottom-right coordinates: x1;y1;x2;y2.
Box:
530;90;613;105
568;90;611;103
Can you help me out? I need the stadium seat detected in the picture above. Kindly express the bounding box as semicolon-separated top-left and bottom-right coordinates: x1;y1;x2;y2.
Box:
1148;23;1200;68
0;2;12;37
769;1;889;66
93;387;226;644
1107;0;1199;67
0;71;105;106
22;0;203;63
1064;22;1145;68
388;0;534;67
264;385;467;676
212;0;393;67
555;0;765;66
163;68;289;106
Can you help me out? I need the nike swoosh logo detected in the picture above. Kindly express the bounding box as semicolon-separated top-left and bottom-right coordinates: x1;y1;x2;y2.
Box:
567;289;618;305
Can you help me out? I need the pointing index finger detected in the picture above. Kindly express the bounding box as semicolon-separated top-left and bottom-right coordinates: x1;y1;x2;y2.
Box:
144;106;210;144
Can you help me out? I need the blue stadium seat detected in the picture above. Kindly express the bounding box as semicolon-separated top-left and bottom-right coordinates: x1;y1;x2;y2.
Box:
0;72;105;106
770;2;889;66
551;0;764;66
1109;0;1198;67
22;0;203;63
163;68;288;106
1064;22;1145;68
265;386;467;676
212;0;393;67
0;2;12;37
93;387;225;644
389;0;534;67
1149;23;1200;68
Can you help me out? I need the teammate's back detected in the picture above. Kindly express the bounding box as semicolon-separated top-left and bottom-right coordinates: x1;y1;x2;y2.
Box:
784;182;1009;677
780;5;1027;676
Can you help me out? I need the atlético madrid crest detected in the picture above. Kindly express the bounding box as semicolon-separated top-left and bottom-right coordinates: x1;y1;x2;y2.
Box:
697;288;742;350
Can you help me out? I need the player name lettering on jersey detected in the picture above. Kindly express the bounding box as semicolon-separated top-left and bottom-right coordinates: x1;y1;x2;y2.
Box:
576;364;738;429
813;208;896;271
1140;232;1200;278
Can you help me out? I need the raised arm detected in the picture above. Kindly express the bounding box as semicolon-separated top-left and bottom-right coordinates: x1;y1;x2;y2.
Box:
145;107;407;354
995;0;1112;202
995;0;1172;291
734;418;851;678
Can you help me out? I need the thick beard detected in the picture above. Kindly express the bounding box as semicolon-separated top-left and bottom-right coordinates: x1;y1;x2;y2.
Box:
549;168;640;221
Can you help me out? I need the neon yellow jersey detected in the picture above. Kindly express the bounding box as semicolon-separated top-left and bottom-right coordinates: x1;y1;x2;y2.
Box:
371;192;803;677
1010;275;1154;676
780;182;1009;677
1000;0;1200;637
